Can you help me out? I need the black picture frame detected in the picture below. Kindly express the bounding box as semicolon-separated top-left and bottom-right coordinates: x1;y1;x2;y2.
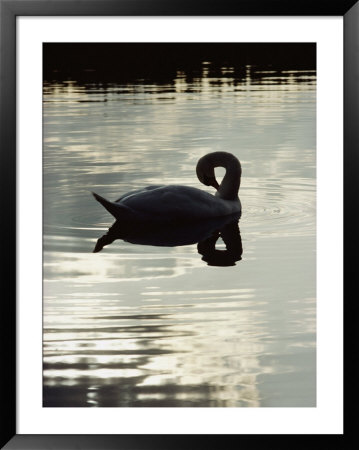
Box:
1;0;357;448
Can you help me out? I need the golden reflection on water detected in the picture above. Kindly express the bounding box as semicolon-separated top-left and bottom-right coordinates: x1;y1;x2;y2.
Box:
43;65;316;407
44;281;269;407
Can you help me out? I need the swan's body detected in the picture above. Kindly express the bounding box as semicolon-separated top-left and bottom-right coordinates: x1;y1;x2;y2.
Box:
93;151;241;222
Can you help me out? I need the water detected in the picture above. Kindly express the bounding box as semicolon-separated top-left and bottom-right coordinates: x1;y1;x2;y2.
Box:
43;58;316;407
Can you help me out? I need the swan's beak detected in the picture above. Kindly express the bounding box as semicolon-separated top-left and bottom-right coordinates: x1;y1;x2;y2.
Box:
203;175;219;190
209;178;220;190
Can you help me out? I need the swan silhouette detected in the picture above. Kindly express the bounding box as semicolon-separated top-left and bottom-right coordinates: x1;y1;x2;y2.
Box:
92;151;241;222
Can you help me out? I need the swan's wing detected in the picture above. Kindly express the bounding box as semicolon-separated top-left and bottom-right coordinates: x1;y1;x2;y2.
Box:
115;185;165;203
120;185;235;219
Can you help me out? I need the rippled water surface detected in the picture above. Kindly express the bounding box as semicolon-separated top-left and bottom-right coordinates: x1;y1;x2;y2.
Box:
43;60;316;407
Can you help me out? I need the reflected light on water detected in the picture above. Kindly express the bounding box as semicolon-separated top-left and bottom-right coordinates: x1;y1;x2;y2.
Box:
43;51;316;407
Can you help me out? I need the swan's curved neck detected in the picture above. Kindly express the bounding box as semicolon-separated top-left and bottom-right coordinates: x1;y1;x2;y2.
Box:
213;153;241;201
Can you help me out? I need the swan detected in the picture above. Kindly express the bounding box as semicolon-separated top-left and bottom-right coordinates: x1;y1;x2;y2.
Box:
92;151;241;222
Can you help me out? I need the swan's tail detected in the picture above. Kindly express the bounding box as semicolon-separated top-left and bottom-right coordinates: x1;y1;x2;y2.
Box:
92;192;131;219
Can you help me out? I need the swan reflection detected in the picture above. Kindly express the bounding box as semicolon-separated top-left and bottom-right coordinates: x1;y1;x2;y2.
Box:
198;220;242;266
93;214;243;267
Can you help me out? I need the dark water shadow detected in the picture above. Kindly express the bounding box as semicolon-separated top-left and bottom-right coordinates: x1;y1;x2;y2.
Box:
93;214;243;267
43;379;233;407
43;43;316;85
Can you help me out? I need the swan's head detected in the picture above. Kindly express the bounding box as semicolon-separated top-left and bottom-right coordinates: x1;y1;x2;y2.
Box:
196;151;242;200
196;155;220;190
